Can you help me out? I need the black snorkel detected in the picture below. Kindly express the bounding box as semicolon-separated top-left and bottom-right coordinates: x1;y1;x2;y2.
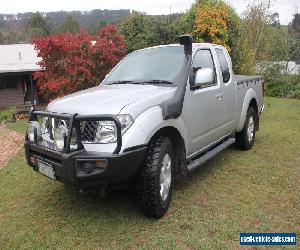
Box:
160;34;193;120
179;34;193;55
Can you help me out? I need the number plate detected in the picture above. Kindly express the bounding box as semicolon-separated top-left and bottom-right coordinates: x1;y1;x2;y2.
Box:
38;161;56;180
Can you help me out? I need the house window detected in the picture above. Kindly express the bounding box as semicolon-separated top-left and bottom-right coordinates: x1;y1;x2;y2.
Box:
0;76;18;89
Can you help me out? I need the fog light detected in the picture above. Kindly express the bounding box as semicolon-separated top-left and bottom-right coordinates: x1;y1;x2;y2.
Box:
81;161;95;174
76;159;107;175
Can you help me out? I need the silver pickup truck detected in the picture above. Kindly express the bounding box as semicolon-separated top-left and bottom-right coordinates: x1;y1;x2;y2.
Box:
25;35;264;218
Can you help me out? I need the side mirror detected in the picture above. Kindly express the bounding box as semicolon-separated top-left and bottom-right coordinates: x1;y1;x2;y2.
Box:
194;68;214;88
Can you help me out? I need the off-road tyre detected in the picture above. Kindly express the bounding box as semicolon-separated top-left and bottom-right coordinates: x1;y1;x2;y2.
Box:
137;136;174;218
236;106;257;150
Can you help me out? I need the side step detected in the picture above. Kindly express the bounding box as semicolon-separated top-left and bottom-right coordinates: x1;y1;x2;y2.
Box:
187;137;236;172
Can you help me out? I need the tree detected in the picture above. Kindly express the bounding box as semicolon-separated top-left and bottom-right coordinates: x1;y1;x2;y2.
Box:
291;13;300;64
292;13;300;38
119;13;184;52
98;20;107;29
234;4;294;74
152;17;185;45
193;1;231;50
183;0;240;54
26;12;51;39
88;20;107;35
270;12;280;27
1;21;27;44
58;16;80;34
33;25;127;100
234;3;270;74
0;31;5;44
2;29;26;44
119;13;157;52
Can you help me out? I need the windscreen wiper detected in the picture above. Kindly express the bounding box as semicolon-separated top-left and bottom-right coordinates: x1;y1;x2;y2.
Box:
106;80;174;85
105;80;134;85
143;80;174;85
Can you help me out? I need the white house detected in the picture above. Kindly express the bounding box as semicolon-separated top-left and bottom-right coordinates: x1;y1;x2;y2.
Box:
0;44;42;109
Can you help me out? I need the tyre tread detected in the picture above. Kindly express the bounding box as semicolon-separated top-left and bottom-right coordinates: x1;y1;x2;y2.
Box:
137;136;172;218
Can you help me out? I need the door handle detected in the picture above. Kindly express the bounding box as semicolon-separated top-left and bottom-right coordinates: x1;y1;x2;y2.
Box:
216;93;223;99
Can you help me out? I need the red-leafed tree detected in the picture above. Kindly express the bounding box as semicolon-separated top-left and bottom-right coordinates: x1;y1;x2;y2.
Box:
33;25;127;100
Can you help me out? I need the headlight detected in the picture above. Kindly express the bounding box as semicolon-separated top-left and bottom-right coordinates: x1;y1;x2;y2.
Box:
27;121;42;142
54;125;68;151
95;121;118;143
116;114;134;135
94;114;134;144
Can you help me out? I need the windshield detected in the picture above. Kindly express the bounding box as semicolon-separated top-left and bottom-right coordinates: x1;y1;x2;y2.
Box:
103;46;185;84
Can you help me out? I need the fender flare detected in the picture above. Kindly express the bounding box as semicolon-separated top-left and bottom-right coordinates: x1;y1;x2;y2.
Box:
133;106;188;150
236;88;258;132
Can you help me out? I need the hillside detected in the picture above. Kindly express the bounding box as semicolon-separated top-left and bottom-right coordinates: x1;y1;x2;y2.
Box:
0;9;133;31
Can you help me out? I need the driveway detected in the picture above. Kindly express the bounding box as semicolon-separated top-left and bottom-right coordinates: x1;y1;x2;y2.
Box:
0;124;24;169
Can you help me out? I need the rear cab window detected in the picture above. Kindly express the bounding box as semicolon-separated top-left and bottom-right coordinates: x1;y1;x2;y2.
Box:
216;48;231;83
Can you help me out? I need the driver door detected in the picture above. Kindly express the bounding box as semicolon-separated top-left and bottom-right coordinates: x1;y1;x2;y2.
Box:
182;48;225;157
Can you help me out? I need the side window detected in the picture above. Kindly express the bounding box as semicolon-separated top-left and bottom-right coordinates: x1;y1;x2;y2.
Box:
216;48;231;83
0;76;18;89
0;79;4;89
189;49;216;88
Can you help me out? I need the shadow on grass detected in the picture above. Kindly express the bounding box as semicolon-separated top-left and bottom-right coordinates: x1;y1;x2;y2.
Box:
44;146;236;221
176;146;236;187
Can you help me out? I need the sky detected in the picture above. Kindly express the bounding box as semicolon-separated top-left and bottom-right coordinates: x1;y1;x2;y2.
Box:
0;0;298;25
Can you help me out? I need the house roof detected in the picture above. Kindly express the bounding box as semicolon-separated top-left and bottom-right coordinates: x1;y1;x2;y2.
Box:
0;44;42;74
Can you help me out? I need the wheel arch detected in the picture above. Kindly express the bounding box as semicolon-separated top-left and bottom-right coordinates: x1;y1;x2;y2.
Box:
236;88;259;132
147;126;187;181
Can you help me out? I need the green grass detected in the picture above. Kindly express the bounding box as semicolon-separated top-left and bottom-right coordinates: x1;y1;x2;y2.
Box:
1;97;299;249
7;120;27;134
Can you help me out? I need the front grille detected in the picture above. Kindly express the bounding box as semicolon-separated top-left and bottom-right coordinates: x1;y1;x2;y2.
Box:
79;120;116;144
80;121;98;143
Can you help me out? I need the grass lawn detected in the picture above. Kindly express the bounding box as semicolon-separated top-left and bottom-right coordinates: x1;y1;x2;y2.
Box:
7;120;27;134
0;97;299;249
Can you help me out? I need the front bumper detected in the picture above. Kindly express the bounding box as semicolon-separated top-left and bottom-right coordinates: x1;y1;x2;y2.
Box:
25;141;146;188
25;110;146;188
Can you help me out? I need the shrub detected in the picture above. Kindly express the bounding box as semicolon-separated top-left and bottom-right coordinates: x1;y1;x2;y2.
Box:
265;82;299;98
0;106;17;123
263;63;300;98
33;25;127;100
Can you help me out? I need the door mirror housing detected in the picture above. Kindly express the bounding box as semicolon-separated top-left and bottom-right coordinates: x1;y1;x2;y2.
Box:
193;68;214;88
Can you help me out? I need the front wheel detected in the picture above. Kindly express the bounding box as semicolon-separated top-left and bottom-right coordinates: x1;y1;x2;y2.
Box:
137;136;174;218
236;106;257;150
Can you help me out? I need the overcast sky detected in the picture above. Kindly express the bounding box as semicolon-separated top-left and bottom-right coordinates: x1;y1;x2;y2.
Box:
0;0;298;25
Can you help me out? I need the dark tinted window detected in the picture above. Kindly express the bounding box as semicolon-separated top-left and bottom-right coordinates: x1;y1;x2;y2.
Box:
0;76;18;89
216;48;230;83
190;49;216;86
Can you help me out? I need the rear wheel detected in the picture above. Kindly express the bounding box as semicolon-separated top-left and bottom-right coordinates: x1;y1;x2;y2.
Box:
236;106;257;150
137;136;174;218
